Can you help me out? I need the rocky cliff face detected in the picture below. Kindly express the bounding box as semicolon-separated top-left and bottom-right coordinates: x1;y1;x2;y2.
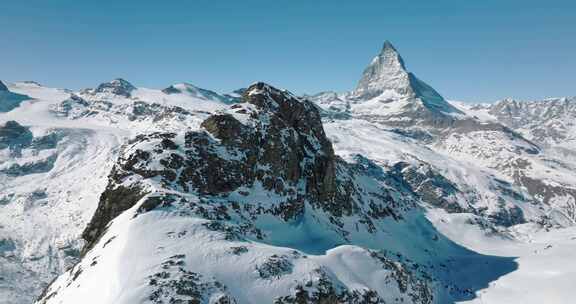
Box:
0;80;8;91
94;78;136;97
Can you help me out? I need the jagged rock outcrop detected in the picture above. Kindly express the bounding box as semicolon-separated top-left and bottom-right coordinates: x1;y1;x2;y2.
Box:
487;97;576;146
82;82;413;253
0;121;63;177
390;161;465;213
0;121;33;151
94;78;136;97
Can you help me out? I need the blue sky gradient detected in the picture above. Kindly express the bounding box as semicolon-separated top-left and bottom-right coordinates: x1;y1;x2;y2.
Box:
1;0;574;102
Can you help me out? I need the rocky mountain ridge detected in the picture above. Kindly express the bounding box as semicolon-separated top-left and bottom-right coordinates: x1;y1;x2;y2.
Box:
476;96;576;147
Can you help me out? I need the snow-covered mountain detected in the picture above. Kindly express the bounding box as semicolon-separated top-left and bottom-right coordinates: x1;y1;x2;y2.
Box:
1;41;576;304
471;97;576;149
311;41;463;128
310;42;576;229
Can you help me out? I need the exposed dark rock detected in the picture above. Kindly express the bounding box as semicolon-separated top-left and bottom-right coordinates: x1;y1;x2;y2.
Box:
30;132;61;150
50;94;90;117
487;97;576;145
0;80;8;91
390;161;465;213
95;78;136;97
0;121;33;152
274;258;433;304
229;246;249;255
257;254;294;279
1;154;58;176
0;89;33;112
81;82;412;255
487;202;525;227
161;85;180;95
82;183;147;255
148;255;236;304
0;238;16;255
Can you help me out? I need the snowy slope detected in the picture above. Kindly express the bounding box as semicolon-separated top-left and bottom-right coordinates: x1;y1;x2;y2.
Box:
0;82;122;303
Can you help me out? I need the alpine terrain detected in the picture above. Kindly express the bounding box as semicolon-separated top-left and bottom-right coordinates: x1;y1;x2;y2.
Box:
1;42;576;304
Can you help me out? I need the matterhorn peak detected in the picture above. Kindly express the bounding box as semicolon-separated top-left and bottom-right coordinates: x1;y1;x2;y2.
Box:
95;78;136;97
352;40;411;100
351;41;462;116
380;40;406;70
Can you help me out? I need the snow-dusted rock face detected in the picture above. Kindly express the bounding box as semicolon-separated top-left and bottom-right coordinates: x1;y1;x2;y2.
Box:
162;83;240;104
487;97;576;146
352;41;411;100
0;81;8;92
38;83;441;304
94;78;137;97
339;41;463;128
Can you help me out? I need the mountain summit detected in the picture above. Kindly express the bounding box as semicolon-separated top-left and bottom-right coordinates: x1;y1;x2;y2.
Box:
350;41;461;118
352;41;409;100
94;78;136;97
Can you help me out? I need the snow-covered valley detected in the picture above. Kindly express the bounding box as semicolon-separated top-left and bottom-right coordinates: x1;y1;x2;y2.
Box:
1;41;575;304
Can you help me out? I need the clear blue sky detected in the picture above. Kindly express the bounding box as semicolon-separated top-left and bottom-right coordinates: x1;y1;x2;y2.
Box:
1;0;574;102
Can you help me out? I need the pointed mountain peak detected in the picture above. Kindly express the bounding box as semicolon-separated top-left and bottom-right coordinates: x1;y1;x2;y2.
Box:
382;39;395;49
380;40;405;69
95;78;136;97
352;40;410;100
0;80;8;91
351;41;463;118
